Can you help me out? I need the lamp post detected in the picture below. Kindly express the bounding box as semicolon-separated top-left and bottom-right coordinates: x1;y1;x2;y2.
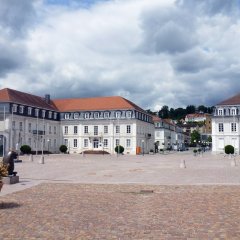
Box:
47;139;50;155
142;139;144;156
39;136;44;164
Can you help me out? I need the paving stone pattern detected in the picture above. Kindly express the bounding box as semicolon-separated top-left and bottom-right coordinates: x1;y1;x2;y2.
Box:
1;183;240;239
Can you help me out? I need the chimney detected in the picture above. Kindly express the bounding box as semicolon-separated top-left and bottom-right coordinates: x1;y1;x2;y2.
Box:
45;94;50;104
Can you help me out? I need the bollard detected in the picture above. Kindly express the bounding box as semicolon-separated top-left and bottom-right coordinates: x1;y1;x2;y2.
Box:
29;154;33;162
39;155;44;164
180;160;186;169
231;158;237;167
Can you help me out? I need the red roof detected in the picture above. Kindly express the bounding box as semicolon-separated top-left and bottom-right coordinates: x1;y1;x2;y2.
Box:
217;93;240;106
0;88;146;113
0;88;56;110
52;96;145;112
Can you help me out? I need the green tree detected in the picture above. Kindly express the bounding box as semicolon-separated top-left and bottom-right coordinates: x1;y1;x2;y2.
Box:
186;105;196;114
158;105;169;119
190;130;201;144
207;136;212;143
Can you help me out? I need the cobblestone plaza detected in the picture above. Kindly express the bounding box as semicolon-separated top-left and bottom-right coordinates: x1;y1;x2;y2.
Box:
1;151;240;239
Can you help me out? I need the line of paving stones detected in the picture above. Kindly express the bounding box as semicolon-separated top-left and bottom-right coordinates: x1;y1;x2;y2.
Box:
1;183;240;239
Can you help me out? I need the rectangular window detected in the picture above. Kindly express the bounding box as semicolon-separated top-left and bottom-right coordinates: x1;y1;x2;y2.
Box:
231;109;236;115
28;138;32;146
19;122;23;131
49;126;52;134
54;139;56;147
115;139;120;146
35;109;39;117
126;111;132;118
84;113;90;119
28;123;32;133
73;139;77;148
12;105;17;113
65;113;69;119
116;125;120;134
126;139;131;148
115;112;121;118
231;123;237;132
54;126;56;134
94;126;98;135
28;107;32;115
126;125;131;134
49;111;52;118
94;112;99;118
64;126;68;134
74;126;78;134
84;126;88;134
54;112;57;119
219;123;224;132
64;139;68;146
42;110;46;118
104;126;108;134
103;139;108;147
84;139;88;148
104;112;110;118
218;109;223;116
19;106;24;114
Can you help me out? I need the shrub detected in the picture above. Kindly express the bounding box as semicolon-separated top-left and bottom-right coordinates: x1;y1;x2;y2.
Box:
193;149;198;153
59;145;68;153
115;145;124;154
225;145;234;154
20;145;31;154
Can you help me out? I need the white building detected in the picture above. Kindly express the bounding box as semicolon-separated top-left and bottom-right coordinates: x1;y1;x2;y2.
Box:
0;88;154;155
153;116;185;150
212;93;240;154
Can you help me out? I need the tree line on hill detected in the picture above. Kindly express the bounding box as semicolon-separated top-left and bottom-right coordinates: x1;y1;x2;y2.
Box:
146;105;214;120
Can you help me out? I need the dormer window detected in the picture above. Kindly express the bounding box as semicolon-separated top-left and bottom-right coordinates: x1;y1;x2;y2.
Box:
42;110;46;118
65;113;70;119
84;113;90;119
19;106;24;114
104;112;110;118
54;112;57;119
35;109;39;117
48;111;52;118
231;108;236;116
94;112;99;119
126;111;132;118
74;113;79;119
115;111;121;118
218;109;223;116
28;107;32;115
12;104;17;113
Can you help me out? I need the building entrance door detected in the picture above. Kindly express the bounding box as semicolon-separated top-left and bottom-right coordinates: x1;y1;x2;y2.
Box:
93;139;99;149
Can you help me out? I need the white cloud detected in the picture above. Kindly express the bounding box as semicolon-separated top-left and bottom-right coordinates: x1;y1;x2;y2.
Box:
0;0;240;110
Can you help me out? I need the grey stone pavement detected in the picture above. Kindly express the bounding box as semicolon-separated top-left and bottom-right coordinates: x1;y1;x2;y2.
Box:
1;150;240;196
1;151;240;239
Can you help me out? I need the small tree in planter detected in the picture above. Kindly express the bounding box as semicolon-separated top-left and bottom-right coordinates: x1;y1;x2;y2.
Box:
225;145;234;157
59;145;68;154
20;145;31;154
193;149;198;156
115;145;124;154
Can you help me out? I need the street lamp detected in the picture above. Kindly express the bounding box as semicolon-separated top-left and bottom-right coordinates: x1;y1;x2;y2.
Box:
142;139;144;156
47;139;50;155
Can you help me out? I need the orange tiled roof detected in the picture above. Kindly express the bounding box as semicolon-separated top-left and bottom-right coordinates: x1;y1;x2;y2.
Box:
0;88;57;110
52;96;145;112
217;93;240;106
0;88;146;113
152;115;162;122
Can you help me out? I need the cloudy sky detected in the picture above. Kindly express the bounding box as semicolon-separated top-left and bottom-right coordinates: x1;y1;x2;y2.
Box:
0;0;240;110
